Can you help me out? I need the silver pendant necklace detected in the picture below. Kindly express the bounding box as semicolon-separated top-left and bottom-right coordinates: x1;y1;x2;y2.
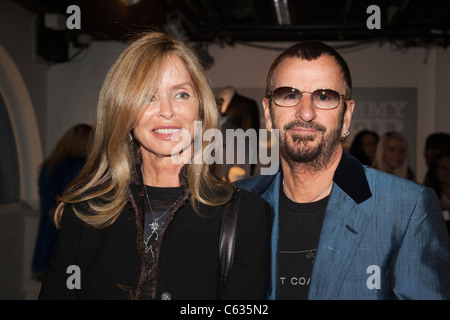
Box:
143;183;181;233
282;179;333;203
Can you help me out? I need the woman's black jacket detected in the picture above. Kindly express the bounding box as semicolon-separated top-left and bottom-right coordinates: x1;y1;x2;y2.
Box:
38;166;271;300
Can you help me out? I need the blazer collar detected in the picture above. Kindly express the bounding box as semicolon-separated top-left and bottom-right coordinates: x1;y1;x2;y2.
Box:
334;151;372;204
251;151;372;204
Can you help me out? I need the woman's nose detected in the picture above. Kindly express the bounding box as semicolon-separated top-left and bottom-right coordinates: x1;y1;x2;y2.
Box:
158;97;175;119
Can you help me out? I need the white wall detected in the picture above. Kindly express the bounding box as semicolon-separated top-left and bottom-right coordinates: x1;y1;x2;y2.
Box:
0;0;48;150
0;0;45;208
0;1;46;298
46;41;124;155
436;48;450;133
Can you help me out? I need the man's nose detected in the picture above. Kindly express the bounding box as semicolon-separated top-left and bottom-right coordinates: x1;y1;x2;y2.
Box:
294;93;316;122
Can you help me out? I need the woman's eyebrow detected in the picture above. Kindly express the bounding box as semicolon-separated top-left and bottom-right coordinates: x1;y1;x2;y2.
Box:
170;82;194;90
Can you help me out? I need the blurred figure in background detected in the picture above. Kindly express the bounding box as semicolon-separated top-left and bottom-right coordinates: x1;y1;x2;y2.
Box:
349;129;379;166
424;132;450;167
32;123;92;278
215;86;260;182
424;152;450;235
372;131;415;181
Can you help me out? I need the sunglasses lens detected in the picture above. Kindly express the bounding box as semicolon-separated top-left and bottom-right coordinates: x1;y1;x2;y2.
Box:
271;87;342;109
272;87;301;107
312;89;340;109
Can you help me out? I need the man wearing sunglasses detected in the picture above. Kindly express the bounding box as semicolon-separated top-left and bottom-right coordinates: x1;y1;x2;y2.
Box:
236;41;450;300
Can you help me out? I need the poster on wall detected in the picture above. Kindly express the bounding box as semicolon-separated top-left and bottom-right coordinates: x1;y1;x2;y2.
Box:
349;87;418;172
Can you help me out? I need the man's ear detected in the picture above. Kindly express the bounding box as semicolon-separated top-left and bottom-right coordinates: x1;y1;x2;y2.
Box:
342;99;355;135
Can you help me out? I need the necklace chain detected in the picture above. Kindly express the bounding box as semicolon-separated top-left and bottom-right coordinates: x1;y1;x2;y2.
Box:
282;179;333;203
143;183;181;232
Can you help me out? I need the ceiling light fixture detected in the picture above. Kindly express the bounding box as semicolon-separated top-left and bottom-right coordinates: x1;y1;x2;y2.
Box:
120;0;141;6
273;0;291;25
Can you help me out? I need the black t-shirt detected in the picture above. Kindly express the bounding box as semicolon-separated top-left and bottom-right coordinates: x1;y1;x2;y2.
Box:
278;184;329;300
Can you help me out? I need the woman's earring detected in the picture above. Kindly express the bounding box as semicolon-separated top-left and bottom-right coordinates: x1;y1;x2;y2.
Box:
127;132;133;142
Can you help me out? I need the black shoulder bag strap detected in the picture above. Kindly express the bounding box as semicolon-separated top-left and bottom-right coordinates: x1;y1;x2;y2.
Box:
219;188;243;292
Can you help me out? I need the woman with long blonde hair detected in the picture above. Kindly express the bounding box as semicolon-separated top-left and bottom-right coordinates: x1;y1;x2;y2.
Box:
372;131;415;180
39;32;271;300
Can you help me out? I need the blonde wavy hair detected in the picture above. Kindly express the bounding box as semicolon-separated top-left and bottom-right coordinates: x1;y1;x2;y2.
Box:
372;131;409;179
54;32;232;229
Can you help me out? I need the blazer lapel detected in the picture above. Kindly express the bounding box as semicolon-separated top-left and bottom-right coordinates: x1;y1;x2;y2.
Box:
261;172;281;300
308;184;372;299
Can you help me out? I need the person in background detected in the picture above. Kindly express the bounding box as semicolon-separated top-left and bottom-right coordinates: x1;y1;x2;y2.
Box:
424;132;450;167
236;40;450;299
424;152;450;235
32;123;92;278
348;129;379;166
38;32;271;300
372;130;415;180
215;86;260;182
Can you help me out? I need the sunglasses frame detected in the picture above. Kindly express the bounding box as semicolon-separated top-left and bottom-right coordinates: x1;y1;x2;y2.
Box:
267;87;348;110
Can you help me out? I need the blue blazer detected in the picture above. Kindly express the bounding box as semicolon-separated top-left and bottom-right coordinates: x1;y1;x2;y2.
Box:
237;151;450;299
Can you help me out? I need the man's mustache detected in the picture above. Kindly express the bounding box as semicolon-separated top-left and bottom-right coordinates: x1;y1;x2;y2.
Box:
283;120;326;132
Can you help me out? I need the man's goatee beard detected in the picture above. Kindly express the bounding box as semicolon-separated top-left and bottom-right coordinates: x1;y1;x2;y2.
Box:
279;120;342;173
